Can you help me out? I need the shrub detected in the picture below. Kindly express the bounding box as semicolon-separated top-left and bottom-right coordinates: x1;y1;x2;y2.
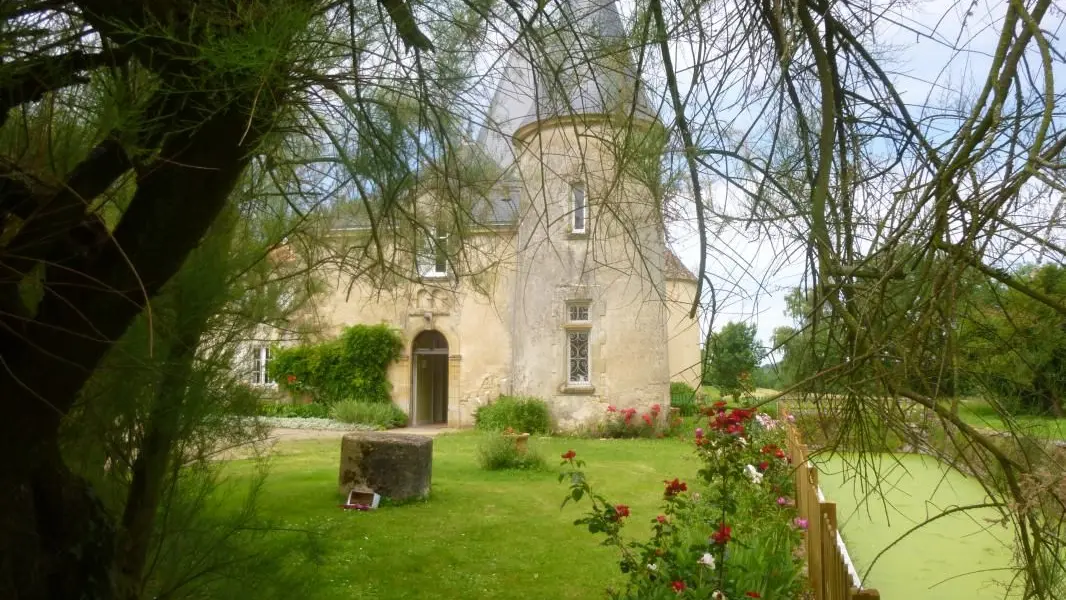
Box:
477;435;546;471
559;407;804;599
329;400;408;429
268;324;404;404
257;402;330;419
596;404;681;438
474;396;552;434
670;381;703;416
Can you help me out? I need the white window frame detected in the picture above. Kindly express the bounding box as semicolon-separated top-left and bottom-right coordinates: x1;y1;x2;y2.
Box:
571;183;587;234
418;226;449;279
565;301;592;385
249;345;274;387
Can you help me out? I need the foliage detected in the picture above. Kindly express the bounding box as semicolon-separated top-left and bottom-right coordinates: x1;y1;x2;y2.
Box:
959;264;1066;416
140;464;323;600
560;407;804;598
751;365;784;391
269;325;404;404
669;381;703;416
474;396;553;434
705;322;762;399
477;434;547;471
596;404;681;438
61;195;320;597
329;399;408;429
258;402;331;419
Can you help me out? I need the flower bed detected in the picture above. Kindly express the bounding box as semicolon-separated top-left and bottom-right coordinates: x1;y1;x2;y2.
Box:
560;402;806;598
596;403;683;438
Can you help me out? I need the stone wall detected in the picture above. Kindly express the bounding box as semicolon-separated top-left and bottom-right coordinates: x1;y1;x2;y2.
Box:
509;117;671;426
666;278;703;386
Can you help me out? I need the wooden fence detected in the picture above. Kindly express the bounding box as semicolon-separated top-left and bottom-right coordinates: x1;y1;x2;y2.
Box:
780;405;881;600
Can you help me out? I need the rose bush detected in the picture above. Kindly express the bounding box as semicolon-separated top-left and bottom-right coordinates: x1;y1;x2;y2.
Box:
560;404;806;599
597;404;682;438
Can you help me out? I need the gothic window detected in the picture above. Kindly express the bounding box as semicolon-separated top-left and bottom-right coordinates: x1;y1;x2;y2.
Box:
571;183;586;233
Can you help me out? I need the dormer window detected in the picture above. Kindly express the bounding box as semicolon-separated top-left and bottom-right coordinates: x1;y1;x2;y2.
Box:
571;183;586;234
418;226;449;278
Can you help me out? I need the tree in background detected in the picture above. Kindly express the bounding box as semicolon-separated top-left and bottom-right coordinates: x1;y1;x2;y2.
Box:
704;321;762;400
959;264;1066;417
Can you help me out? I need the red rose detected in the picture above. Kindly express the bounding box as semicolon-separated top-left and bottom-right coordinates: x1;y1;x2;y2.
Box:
713;400;727;409
613;504;630;520
656;514;667;524
642;414;653;425
607;405;617;412
562;450;576;460
651;403;661;414
745;593;762;598
758;461;770;472
286;374;297;384
775;449;786;459
672;581;687;593
711;523;732;545
664;478;688;497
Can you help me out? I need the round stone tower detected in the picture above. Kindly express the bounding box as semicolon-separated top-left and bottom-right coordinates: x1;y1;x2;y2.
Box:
480;0;672;427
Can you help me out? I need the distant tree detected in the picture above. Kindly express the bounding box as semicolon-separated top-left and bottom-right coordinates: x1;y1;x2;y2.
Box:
704;321;761;399
751;365;784;391
959;264;1066;417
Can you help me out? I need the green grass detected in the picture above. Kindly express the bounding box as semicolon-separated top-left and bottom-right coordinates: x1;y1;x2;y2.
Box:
952;398;1066;440
221;432;702;600
817;453;1018;600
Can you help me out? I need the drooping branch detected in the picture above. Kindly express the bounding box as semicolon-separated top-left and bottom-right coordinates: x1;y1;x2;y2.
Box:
0;47;131;127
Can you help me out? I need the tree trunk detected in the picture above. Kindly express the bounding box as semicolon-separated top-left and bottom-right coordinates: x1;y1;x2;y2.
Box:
112;335;199;600
0;96;269;600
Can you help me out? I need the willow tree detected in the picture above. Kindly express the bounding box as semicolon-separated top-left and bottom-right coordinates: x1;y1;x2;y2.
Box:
0;0;441;597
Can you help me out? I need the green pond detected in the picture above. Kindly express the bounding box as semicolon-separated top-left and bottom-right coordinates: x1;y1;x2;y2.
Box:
816;454;1018;600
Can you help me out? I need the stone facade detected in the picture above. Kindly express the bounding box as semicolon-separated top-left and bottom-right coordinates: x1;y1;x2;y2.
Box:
247;0;703;430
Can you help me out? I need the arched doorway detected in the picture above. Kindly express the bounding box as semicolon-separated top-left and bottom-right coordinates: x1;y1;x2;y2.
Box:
411;330;449;425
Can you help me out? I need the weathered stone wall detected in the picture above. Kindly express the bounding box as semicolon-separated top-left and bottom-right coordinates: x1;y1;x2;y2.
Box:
666;278;703;386
313;229;516;427
509;118;671;429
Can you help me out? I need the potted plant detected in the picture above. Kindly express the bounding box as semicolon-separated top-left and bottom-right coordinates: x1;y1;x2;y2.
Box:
502;427;531;454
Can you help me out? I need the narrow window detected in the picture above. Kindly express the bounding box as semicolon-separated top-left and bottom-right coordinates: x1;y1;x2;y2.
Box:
571;184;586;233
568;331;590;384
566;302;591;384
419;226;449;278
568;304;590;322
250;346;271;385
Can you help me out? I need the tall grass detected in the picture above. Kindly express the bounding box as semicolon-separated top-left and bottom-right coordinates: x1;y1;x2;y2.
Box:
329;400;408;429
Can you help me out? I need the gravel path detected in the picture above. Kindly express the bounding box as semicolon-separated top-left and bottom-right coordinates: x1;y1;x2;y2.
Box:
213;419;455;460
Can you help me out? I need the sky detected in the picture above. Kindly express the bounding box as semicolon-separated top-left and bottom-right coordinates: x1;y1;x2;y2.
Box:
425;0;1060;350
659;0;1063;348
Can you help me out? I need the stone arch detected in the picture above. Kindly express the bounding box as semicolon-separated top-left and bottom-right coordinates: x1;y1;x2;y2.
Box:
410;330;452;426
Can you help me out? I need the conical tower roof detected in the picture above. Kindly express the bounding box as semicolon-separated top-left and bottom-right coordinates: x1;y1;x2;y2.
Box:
478;0;659;167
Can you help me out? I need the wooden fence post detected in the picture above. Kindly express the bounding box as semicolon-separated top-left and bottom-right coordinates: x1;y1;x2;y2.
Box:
808;467;824;600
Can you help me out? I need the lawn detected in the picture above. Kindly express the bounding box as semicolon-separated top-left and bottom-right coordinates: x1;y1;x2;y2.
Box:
816;453;1018;600
953;398;1066;440
220;432;703;600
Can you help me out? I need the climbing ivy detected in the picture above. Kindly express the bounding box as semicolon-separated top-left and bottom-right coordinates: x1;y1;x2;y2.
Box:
269;324;404;404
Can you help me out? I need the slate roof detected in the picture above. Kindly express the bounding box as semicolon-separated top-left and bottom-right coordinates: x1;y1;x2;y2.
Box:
665;249;697;281
478;0;659;168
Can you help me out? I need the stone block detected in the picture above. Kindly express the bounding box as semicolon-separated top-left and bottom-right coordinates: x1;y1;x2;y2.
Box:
338;432;432;500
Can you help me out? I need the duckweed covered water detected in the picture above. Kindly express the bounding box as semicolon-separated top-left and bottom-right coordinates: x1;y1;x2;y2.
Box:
816;454;1018;600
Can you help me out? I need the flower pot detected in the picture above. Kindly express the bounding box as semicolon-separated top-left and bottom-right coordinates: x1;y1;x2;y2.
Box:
503;432;531;454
